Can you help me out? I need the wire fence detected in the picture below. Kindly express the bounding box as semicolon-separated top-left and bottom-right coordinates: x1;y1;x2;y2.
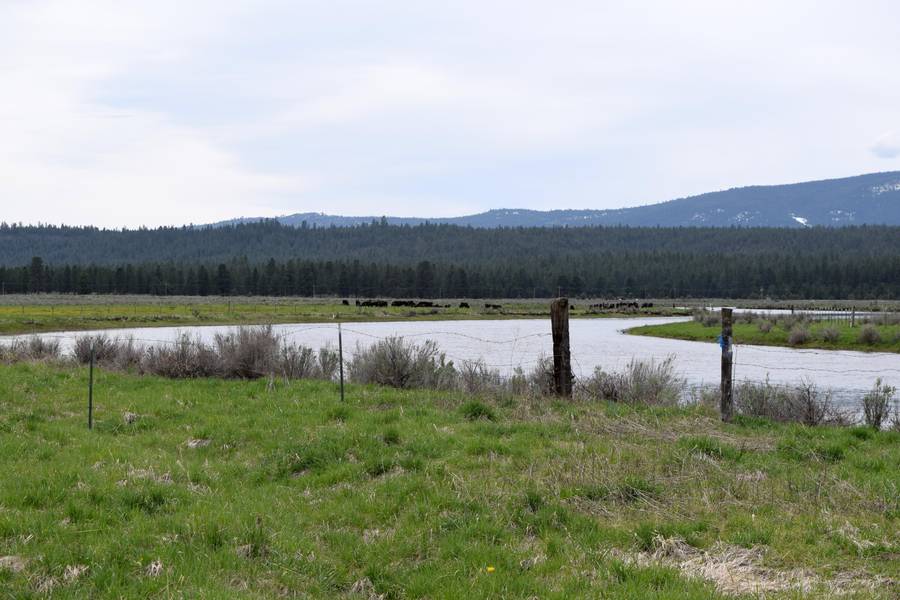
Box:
2;314;898;428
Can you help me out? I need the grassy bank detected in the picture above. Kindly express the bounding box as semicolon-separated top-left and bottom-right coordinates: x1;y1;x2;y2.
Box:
1;363;897;598
0;296;686;337
630;319;900;353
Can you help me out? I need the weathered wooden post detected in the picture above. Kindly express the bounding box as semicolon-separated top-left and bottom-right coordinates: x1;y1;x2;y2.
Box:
88;341;95;430
550;298;573;397
720;308;733;422
338;323;345;402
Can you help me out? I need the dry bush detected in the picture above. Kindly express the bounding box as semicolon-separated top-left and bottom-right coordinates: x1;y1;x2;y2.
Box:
735;378;836;425
819;327;840;343
214;326;279;378
348;336;455;390
778;314;806;331
0;337;62;363
578;357;682;406
277;344;318;379
458;359;505;395
27;337;62;361
527;356;556;396
317;347;340;381
692;309;719;327
862;378;895;429
756;320;773;334
787;326;810;346
857;324;881;346
73;335;119;364
739;311;758;324
111;338;145;371
141;335;220;379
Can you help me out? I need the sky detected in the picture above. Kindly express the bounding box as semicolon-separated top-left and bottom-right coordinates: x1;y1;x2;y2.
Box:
1;1;899;228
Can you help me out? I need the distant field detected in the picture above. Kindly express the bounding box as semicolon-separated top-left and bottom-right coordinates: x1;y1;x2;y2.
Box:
0;363;897;597
0;296;687;336
629;319;900;353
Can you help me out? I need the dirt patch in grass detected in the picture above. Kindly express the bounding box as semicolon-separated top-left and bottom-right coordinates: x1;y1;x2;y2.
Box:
615;536;896;597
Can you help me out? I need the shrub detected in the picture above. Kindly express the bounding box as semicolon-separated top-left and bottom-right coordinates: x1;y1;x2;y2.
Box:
141;335;220;378
527;356;556;396
778;314;807;331
0;337;62;363
692;309;719;327
317;347;340;381
458;359;505;395
862;378;895;429
735;378;836;426
739;311;758;324
25;337;62;361
579;357;682;406
277;344;318;379
461;400;496;421
857;324;881;346
348;336;455;390
757;320;773;334
73;335;118;364
819;327;840;343
111;338;145;371
214;326;279;378
787;326;810;346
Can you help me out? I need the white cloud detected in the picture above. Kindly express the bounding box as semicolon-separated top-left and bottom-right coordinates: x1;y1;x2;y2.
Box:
871;132;900;159
0;0;306;227
1;1;900;225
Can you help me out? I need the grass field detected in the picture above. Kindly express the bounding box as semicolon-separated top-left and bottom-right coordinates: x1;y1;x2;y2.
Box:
629;320;900;353
1;363;897;598
0;296;688;337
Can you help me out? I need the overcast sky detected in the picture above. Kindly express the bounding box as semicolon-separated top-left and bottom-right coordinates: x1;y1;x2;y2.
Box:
2;1;899;228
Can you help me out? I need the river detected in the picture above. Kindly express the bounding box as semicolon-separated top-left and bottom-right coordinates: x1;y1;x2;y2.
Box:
4;316;898;406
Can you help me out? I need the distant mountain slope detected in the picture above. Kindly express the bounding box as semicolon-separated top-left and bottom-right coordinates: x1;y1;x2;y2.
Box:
216;171;900;228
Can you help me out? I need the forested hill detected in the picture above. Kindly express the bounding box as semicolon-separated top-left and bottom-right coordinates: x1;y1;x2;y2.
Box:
2;221;899;266
1;222;899;298
216;171;900;228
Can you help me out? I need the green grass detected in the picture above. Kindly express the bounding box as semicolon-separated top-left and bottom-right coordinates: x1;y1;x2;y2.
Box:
1;364;897;597
629;319;900;353
0;297;687;336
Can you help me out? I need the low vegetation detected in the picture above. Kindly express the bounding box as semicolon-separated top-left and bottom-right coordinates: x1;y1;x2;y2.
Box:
3;327;898;430
0;297;685;337
0;361;897;598
630;310;900;353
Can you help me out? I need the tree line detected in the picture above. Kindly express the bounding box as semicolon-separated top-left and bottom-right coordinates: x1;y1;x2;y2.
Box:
5;251;899;299
3;221;900;298
2;220;899;266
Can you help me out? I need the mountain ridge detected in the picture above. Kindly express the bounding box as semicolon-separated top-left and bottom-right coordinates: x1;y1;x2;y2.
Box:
214;171;900;228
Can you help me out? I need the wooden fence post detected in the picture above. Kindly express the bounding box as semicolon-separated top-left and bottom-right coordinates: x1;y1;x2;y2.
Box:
550;298;573;397
88;341;95;430
720;308;733;422
338;323;345;402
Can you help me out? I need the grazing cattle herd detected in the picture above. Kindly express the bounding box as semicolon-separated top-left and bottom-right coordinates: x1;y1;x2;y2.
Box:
335;299;655;312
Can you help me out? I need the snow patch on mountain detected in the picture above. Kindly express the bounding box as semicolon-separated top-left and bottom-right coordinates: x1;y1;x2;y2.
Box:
828;209;855;223
871;181;900;195
791;215;810;227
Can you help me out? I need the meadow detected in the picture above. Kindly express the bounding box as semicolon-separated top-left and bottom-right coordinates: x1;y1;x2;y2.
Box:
0;362;897;598
630;315;900;354
0;296;686;337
